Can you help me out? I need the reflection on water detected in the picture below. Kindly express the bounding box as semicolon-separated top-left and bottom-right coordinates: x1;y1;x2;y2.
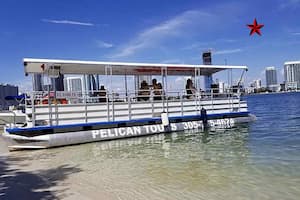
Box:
1;93;300;199
1;126;298;199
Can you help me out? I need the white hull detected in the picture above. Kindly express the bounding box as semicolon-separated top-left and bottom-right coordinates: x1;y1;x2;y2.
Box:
2;114;256;150
0;111;26;126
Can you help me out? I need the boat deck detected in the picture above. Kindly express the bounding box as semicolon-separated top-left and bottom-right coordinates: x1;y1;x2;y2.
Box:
26;91;248;126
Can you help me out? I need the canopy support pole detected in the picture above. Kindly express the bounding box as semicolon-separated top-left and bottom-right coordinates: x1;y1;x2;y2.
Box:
31;75;36;126
161;67;167;112
124;72;128;100
105;66;110;121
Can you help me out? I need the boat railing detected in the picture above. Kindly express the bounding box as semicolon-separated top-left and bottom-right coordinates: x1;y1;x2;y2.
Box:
0;110;16;128
25;89;240;104
24;89;245;126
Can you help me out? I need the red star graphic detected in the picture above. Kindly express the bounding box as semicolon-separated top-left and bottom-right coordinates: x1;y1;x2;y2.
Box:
247;18;264;36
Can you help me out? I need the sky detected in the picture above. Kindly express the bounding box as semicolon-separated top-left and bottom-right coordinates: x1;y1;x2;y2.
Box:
0;0;300;92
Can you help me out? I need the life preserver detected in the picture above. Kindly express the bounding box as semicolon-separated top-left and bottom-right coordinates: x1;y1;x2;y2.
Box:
60;99;68;104
42;99;48;104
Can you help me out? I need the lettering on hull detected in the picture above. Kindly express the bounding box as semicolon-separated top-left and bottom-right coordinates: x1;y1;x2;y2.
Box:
92;119;234;140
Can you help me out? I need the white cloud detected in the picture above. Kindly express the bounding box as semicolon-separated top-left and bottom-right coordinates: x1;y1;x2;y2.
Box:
219;39;237;43
182;42;209;51
175;76;191;83
291;32;300;35
182;38;237;51
96;40;114;48
279;0;300;9
172;76;192;91
110;10;213;58
107;2;246;60
214;48;243;55
42;19;94;26
14;77;33;93
161;59;183;64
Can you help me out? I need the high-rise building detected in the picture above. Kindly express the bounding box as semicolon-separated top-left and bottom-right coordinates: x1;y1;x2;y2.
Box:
33;74;43;91
284;61;300;90
53;74;65;91
0;84;19;110
218;81;225;93
202;51;213;91
202;51;212;64
254;79;261;89
63;76;85;103
265;67;278;91
64;77;84;92
249;79;262;93
86;75;98;91
33;73;64;91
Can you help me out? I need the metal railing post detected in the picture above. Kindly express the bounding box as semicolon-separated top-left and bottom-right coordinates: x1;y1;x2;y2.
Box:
151;95;154;117
128;93;131;120
112;92;115;121
106;92;110;121
84;90;88;123
55;100;59;125
55;91;59;125
231;91;234;111
47;89;53;126
11;111;16;128
166;93;169;114
211;89;214;114
238;93;241;111
180;92;183;116
196;92;200;115
31;92;36;126
162;92;165;112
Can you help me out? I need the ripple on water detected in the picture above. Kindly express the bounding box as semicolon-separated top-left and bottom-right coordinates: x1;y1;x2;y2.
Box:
0;93;299;199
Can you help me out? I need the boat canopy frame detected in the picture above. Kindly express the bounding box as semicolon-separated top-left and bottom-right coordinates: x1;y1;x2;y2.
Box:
20;58;250;128
23;58;248;76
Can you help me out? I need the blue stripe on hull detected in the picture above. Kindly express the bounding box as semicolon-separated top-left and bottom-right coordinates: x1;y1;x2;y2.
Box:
6;112;250;133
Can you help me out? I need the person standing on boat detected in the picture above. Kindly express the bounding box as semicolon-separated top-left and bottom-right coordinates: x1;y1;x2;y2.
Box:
186;79;196;99
94;85;107;102
138;80;150;101
98;85;107;102
151;79;162;100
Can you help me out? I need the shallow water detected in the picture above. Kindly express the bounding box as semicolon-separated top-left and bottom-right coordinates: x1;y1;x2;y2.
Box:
1;92;300;199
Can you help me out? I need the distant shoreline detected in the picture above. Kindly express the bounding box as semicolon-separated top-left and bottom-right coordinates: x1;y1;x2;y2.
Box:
245;90;300;96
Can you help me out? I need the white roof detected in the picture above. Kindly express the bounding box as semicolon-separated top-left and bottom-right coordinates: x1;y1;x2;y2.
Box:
24;58;248;76
266;66;276;70
284;61;300;65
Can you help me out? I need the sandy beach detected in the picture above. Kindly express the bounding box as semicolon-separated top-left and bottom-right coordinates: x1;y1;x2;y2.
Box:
0;133;117;200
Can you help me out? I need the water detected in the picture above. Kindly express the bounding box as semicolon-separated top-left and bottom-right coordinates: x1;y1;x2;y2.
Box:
1;92;300;199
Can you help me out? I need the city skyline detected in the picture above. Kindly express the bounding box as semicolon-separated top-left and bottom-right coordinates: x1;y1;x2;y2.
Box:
0;0;300;91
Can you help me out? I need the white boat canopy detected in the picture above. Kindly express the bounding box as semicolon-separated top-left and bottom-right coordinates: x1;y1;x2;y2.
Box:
24;58;248;76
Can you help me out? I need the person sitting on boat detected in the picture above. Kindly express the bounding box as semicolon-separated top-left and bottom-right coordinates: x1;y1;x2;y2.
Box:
138;80;150;101
186;79;196;99
151;79;162;100
98;85;107;102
